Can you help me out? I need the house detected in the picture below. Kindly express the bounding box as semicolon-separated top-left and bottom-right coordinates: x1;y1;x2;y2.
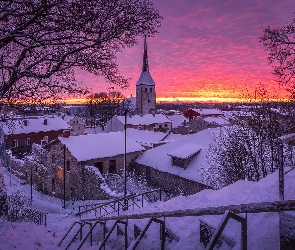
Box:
0;116;71;159
192;108;224;118
126;128;184;149
67;117;85;136
132;128;218;196
43;131;145;200
106;114;172;133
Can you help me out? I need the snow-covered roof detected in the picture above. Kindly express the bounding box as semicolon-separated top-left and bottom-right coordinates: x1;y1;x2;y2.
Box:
1;116;71;135
204;116;229;125
279;133;295;143
136;70;156;86
116;114;172;125
59;132;145;162
135;128;218;184
163;133;186;142
193;108;224;115
167;114;187;128
168;143;202;159
126;128;168;147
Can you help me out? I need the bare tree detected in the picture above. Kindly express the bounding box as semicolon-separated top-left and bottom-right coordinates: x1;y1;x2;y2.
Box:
0;0;162;110
203;85;284;188
259;15;295;98
86;89;125;128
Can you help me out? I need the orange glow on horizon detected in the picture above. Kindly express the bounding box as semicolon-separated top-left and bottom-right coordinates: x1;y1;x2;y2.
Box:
59;96;288;105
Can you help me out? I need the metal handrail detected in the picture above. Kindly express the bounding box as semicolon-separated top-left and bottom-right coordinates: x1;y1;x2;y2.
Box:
77;221;106;250
98;220;128;250
58;221;84;247
206;210;247;250
131;218;165;250
65;222;91;250
77;188;168;218
82;199;295;222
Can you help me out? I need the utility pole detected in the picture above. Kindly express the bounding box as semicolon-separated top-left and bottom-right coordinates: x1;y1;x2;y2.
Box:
63;144;66;209
275;138;284;201
30;164;33;202
123;110;127;210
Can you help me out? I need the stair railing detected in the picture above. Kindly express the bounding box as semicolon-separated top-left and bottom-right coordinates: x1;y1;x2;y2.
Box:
58;221;84;247
206;210;247;250
130;218;165;250
77;188;169;219
98;220;128;250
80;199;295;249
64;222;91;250
77;221;106;250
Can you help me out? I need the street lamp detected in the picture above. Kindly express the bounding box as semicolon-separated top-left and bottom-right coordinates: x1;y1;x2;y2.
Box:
123;110;127;210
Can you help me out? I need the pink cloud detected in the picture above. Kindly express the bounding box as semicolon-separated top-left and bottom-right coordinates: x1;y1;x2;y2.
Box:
74;0;295;101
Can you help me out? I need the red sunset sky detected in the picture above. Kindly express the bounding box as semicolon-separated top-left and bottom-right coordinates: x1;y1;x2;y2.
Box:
75;0;295;103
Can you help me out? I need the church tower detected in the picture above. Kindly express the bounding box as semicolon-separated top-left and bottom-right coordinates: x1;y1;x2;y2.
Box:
134;36;156;115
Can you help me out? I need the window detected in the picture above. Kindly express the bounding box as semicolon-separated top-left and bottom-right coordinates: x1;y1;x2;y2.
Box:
148;100;150;103
145;88;147;93
66;161;71;172
109;160;116;174
165;124;168;127
43;136;48;143
25;138;31;146
150;87;152;93
52;155;56;164
78;126;81;131
13;140;18;148
172;157;185;168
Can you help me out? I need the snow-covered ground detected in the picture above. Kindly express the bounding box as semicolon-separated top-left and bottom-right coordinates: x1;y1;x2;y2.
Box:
1;165;295;249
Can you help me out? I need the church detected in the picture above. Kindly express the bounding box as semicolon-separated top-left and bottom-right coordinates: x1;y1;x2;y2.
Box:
106;37;172;133
133;36;157;115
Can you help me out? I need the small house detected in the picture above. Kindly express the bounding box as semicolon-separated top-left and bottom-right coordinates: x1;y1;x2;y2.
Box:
106;114;172;133
44;131;145;200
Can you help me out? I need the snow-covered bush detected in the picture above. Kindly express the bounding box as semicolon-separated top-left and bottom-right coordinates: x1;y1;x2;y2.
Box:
7;188;31;222
0;166;8;217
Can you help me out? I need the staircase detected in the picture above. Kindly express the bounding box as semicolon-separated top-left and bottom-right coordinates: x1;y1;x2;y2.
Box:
58;168;295;249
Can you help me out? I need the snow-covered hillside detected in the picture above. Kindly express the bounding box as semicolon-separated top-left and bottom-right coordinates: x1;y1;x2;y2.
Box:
1;166;295;249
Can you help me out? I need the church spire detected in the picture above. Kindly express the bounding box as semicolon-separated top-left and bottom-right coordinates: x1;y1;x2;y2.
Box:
142;35;149;72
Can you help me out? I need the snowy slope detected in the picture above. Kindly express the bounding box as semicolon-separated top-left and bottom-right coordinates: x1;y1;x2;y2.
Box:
1;166;295;249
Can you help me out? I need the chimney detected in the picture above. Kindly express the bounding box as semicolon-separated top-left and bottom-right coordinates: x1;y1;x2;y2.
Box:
24;119;28;126
63;130;70;138
43;118;47;125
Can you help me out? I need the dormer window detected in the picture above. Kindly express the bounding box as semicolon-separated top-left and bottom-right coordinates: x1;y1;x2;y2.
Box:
168;144;202;169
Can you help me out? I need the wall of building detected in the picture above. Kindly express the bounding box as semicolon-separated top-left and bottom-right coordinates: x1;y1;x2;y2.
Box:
85;151;141;176
6;143;111;201
135;85;156;115
106;116;124;132
46;141;110;200
131;162;211;196
6;130;64;158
